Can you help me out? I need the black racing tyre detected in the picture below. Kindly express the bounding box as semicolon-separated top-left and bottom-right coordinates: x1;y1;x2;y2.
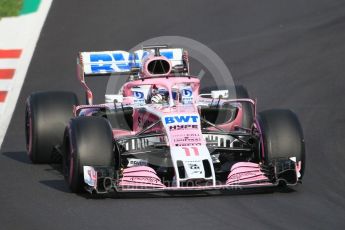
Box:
25;91;79;164
200;85;254;128
63;116;114;193
258;109;306;178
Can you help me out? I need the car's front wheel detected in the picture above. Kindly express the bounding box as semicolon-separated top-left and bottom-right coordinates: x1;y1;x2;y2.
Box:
258;109;306;178
63;116;114;193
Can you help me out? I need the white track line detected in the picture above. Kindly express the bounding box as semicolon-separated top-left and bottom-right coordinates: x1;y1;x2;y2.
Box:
0;59;18;68
0;0;53;148
0;79;12;91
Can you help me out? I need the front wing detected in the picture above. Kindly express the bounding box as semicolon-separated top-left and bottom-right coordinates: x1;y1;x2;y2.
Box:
83;159;300;194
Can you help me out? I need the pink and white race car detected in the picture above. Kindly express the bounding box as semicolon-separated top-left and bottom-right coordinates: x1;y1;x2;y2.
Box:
25;45;305;194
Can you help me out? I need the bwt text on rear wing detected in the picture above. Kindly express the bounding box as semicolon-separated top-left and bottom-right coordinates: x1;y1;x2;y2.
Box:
78;48;187;76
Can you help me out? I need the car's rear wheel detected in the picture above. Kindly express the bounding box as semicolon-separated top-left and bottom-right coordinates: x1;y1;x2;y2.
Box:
25;91;79;163
63;116;114;193
258;109;306;178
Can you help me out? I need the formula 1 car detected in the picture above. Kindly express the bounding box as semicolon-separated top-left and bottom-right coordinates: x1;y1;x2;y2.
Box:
25;45;305;194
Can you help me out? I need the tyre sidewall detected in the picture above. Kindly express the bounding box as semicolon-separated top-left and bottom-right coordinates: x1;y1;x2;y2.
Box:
64;117;114;193
258;109;306;177
25;91;79;163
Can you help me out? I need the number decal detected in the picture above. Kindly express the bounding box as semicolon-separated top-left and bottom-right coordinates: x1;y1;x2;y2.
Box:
182;147;199;156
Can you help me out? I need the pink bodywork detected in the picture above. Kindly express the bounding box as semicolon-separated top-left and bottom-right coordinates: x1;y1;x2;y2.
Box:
226;162;271;185
76;51;267;191
74;76;254;137
119;166;166;188
118;163;271;190
122;76;200;98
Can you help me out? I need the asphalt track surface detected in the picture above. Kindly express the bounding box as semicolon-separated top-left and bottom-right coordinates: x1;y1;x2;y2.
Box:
1;0;345;229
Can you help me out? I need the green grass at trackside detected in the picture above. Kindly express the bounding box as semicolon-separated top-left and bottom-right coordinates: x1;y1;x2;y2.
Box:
0;0;23;19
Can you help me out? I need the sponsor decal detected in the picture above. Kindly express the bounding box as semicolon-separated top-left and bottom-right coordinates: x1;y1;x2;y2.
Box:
127;158;148;167
88;169;97;180
188;163;200;170
132;90;145;105
168;125;203;146
129;176;161;184
166;116;204;146
172;133;202;143
83;166;97;187
133;91;144;99
176;143;202;147
182;147;199;156
164;115;199;124
182;88;192;97
172;133;200;137
185;160;203;175
169;124;198;131
88;50;176;73
173;137;202;143
181;87;193;104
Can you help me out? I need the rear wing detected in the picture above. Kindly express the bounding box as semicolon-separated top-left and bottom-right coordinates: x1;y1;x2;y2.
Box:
77;47;189;104
78;48;186;76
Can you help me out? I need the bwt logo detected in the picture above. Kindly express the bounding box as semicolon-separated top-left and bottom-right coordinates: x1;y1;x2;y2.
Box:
164;115;199;124
133;91;144;99
182;89;192;97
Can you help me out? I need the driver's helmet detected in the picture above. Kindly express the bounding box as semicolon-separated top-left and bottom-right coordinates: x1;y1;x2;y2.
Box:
150;85;169;104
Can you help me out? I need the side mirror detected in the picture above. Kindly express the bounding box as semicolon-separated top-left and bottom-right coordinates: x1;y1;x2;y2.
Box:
105;94;123;103
211;90;229;99
172;64;188;74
